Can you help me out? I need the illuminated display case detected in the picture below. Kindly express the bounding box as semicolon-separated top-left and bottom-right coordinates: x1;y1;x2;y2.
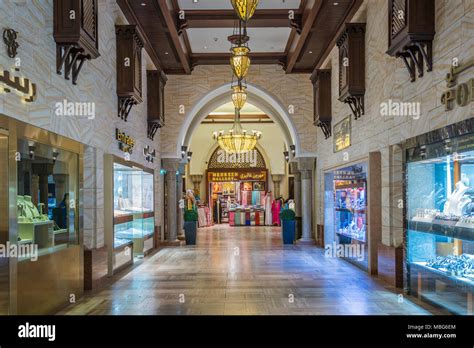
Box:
113;162;154;261
406;131;474;315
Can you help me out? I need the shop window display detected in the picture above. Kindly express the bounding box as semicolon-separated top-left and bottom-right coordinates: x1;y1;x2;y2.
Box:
406;133;474;314
113;163;154;258
17;139;79;257
325;163;368;270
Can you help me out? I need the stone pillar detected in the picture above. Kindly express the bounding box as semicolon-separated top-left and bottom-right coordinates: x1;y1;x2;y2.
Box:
162;158;180;244
177;164;185;240
271;174;283;199
297;158;315;245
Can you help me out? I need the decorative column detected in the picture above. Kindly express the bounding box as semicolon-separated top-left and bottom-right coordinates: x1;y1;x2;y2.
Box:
190;174;203;192
290;162;302;239
297;158;315;245
162;158;181;245
271;174;283;199
177;164;185;240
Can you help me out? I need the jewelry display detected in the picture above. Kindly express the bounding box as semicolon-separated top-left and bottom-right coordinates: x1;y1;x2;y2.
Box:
426;254;474;278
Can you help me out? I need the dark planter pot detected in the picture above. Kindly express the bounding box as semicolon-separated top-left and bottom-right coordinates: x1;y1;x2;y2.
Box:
184;221;197;245
281;220;296;244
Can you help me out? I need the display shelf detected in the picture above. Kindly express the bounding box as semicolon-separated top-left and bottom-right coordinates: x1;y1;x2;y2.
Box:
336;231;366;243
407;220;474;242
335;208;366;214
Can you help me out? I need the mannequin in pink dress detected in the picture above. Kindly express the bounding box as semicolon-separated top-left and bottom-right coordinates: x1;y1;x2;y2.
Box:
272;199;281;226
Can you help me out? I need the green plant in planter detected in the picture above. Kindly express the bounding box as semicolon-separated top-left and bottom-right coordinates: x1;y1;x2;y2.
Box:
280;208;296;221
184;209;198;222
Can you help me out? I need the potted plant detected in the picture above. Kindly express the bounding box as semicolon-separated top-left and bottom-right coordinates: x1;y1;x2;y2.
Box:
280;208;296;244
183;209;198;245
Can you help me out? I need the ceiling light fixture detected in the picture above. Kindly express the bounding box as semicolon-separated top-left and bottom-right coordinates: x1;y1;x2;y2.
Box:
231;82;247;110
230;0;259;22
230;46;250;80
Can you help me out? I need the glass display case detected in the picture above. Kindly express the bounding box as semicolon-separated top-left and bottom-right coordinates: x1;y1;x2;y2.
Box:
325;163;368;270
17;138;79;257
406;132;474;315
113;163;154;261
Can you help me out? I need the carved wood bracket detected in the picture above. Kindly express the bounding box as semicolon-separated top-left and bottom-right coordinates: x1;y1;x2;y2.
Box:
56;45;90;85
397;42;433;82
344;95;364;120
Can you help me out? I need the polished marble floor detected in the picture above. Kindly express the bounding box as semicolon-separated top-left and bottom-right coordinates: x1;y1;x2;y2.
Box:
59;225;443;315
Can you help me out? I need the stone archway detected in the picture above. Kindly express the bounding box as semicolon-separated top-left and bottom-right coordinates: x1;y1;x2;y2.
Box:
174;83;301;159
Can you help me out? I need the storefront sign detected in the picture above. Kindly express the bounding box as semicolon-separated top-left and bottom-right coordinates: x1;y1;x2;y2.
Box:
333;116;351;152
0;69;36;102
208;170;267;182
441;58;474;111
115;128;135;154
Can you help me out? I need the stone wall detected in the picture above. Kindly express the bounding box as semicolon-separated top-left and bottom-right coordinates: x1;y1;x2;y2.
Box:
0;0;163;249
161;65;317;156
314;0;474;247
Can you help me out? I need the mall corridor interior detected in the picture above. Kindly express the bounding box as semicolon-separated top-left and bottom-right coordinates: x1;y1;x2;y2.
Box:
58;226;444;315
0;0;473;318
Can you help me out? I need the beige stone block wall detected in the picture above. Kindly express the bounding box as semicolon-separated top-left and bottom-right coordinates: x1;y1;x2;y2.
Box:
0;0;163;248
315;0;474;247
161;65;317;156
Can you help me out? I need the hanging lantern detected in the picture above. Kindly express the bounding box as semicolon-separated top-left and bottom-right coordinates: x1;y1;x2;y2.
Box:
230;46;250;80
230;0;259;22
231;84;247;110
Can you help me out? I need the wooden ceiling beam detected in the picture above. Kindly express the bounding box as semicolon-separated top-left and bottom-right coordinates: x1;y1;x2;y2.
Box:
155;0;191;74
311;0;364;74
181;9;301;28
285;0;324;73
191;52;286;66
117;0;163;72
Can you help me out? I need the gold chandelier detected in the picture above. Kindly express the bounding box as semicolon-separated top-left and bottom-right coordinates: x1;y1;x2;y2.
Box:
230;0;259;22
213;111;262;154
230;46;250;80
231;84;247;110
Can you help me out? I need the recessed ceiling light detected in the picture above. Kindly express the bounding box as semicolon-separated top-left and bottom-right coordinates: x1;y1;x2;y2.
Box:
193;0;199;3
309;50;313;54
333;2;339;5
165;51;169;55
204;46;208;49
141;2;146;6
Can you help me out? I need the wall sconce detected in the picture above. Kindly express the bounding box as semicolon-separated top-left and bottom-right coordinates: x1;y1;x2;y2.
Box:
420;145;427;159
187;151;192;161
290;145;296;156
28;144;35;159
52;150;60;163
283;151;289;162
160;169;167;176
181;146;187;158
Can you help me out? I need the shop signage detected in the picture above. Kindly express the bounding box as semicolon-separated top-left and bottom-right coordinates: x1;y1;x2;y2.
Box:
115;129;135;154
143;145;156;163
441;58;474;111
333;116;351;152
3;28;19;58
0;69;36;102
208;170;267;182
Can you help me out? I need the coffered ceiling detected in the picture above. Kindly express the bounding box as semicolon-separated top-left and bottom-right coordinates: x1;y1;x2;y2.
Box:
117;0;362;75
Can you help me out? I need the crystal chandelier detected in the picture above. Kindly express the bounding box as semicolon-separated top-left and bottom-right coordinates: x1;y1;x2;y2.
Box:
230;0;259;22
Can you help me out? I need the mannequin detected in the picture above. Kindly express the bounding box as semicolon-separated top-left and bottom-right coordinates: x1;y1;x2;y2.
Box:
444;179;471;216
264;191;273;225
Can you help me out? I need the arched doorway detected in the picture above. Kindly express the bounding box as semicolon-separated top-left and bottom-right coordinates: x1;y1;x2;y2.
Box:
175;83;301;159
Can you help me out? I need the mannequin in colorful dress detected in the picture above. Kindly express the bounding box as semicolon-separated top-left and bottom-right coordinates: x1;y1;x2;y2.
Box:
272;198;282;226
264;191;273;225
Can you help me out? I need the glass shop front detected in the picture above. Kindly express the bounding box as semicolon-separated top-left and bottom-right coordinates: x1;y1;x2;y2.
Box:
324;163;368;270
0;115;83;314
105;156;155;275
405;126;474;315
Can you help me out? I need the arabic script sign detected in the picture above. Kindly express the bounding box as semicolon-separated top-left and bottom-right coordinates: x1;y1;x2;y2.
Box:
0;69;37;102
